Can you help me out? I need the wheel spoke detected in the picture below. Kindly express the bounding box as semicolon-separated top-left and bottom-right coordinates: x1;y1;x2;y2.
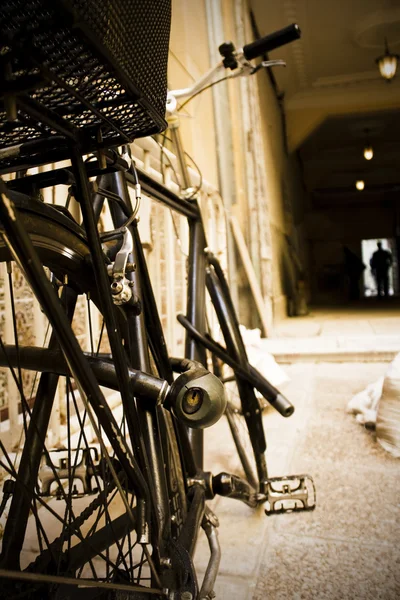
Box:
96;319;106;356
86;294;95;356
7;264;23;392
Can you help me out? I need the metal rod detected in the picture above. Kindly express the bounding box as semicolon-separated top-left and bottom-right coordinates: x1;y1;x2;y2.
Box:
103;170;172;550
132;169;199;218
199;518;221;600
170;126;191;190
6;161;200;219
69;148;152;538
178;486;205;556
0;345;168;404
177;313;294;418
0;568;162;595
185;210;208;469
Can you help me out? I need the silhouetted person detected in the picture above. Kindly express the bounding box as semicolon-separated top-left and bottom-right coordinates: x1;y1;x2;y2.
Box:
343;246;365;301
370;242;392;298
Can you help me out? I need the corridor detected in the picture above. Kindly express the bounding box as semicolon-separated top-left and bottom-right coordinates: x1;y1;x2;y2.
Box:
195;305;400;599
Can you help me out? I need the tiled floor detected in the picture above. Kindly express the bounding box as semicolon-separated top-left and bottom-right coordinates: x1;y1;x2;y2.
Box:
194;361;400;599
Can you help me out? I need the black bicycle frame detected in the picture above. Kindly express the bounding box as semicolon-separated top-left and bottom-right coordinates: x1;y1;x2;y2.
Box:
92;166;209;474
0;163;209;572
93;171;209;555
0;153;292;572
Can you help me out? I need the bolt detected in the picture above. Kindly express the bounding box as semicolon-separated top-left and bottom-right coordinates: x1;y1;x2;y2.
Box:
126;262;136;272
182;387;204;415
111;281;123;294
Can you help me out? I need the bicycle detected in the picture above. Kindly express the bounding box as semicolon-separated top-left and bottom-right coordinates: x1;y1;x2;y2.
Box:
0;2;315;598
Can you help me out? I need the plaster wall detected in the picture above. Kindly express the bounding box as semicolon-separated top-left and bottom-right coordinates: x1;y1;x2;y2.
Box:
168;0;219;189
256;72;308;320
168;0;308;326
221;3;308;324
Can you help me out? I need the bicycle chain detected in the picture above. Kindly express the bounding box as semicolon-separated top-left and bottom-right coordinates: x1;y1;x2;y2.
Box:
26;481;117;575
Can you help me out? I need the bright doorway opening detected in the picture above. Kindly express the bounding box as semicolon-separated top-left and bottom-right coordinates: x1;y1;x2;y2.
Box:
361;238;396;297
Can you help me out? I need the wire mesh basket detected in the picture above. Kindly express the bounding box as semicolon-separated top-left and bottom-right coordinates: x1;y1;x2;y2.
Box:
0;0;171;168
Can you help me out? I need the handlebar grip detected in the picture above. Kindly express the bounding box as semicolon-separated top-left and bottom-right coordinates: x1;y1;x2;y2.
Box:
248;365;294;417
271;392;295;418
243;23;301;60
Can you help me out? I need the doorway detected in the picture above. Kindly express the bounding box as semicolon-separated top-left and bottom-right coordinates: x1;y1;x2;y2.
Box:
361;238;397;297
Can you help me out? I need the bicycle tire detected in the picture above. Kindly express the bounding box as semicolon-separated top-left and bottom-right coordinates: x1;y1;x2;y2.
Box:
0;193;187;598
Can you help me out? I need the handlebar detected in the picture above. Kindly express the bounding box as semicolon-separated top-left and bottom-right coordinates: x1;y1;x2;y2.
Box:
167;23;301;107
242;23;301;60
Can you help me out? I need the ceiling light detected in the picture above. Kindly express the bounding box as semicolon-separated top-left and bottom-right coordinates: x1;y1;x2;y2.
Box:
364;145;373;160
356;180;365;191
376;39;399;81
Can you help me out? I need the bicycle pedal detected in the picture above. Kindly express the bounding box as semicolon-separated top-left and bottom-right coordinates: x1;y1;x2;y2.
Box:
39;447;99;497
264;474;316;515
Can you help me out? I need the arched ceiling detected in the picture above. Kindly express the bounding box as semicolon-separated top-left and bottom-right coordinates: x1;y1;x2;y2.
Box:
250;0;400;200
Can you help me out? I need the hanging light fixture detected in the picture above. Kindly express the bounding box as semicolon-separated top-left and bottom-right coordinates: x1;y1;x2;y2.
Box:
364;146;373;160
376;38;399;81
363;128;373;160
356;180;365;191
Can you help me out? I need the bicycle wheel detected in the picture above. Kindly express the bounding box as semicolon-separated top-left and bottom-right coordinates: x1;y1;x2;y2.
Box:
0;192;186;598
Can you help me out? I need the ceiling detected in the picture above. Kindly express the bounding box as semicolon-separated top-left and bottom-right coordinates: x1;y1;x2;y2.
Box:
250;0;400;202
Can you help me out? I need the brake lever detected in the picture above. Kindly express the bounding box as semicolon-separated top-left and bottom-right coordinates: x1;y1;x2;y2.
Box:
237;56;286;76
260;59;287;69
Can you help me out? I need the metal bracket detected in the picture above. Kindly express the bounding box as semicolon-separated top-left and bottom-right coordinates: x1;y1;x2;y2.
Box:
112;227;133;280
106;227;139;306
